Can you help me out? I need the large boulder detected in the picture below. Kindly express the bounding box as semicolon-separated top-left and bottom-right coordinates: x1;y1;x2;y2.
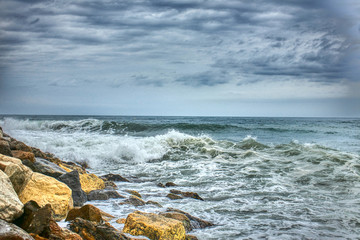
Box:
11;150;36;163
0;139;12;157
123;211;186;240
0;153;22;166
9;139;33;152
160;212;192;232
4;162;33;193
0;219;34;240
0;170;24;222
18;172;73;220
65;204;103;223
29;158;68;178
58;171;87;207
69;217;129;240
79;173;105;194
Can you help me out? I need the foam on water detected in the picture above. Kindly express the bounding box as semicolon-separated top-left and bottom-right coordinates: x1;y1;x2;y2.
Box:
1;116;360;239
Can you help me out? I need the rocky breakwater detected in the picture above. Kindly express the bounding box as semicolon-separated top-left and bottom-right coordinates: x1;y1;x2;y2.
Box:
0;126;213;240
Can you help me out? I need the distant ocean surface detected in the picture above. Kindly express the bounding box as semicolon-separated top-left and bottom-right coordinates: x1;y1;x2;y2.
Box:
1;115;360;239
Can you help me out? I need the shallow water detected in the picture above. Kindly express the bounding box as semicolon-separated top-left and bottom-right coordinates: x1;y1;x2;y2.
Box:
1;116;360;239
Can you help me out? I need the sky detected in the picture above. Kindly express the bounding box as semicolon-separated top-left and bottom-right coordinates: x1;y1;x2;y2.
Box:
0;0;359;117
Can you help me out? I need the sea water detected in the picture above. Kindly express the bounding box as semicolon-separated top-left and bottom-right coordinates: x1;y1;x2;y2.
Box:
1;115;359;239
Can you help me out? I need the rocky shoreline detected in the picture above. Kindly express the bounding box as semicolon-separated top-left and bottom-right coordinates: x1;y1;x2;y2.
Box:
0;126;213;240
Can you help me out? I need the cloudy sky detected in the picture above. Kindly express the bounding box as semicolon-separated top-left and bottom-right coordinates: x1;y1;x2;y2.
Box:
0;0;359;117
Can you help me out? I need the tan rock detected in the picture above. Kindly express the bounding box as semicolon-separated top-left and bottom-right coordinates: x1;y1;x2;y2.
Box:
0;139;12;156
160;212;192;232
9;139;33;152
18;172;73;220
123;211;186;240
4;162;33;193
116;218;126;224
125;189;142;198
79;173;105;194
11;150;36;163
0;170;24;222
65;204;103;223
0;153;23;165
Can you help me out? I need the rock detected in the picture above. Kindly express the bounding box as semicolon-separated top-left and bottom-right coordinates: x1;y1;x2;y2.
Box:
65;204;103;223
146;200;162;208
166;208;214;229
99;209;115;222
125;190;142;198
0;153;23;165
157;183;166;188
29;233;47;240
11;150;36;163
15;201;82;240
79;173;105;194
167;193;183;200
69;217;129;240
165;182;177;187
31;158;68;178
0;170;24;222
4;162;33;193
116;218;126;224
18;172;73;221
169;189;204;201
9;139;33;152
185;234;199;240
123;211;186;240
160;212;192;232
0;127;3;138
0;139;13;156
101;173;130;182
0;219;35;240
121;195;146;207
58;171;87;207
104;180;118;189
87;189;125;201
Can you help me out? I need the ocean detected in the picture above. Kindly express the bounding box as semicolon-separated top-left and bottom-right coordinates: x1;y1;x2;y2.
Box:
1;115;360;239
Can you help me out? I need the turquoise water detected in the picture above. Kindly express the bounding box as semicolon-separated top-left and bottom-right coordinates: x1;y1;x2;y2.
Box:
1;115;360;239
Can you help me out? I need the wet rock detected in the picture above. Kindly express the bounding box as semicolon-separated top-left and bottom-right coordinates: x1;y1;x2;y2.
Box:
0;170;24;222
146;200;162;208
79;173;105;194
166;208;214;229
9;139;33;152
160;212;192;232
18;172;73;221
58;170;87;207
125;189;142;198
99;209;115;222
185;234;199;240
123;211;186;240
65;204;103;223
165;182;177;187
167;193;183;200
12;150;36;163
87;189;125;201
0;219;35;240
169;189;204;201
157;183;166;188
30;158;68;178
104;180;118;189
0;139;13;157
69;217;129;240
121;195;146;207
101;173;130;182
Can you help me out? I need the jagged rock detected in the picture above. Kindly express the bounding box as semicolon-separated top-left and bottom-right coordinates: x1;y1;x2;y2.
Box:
0;170;24;222
146;200;162;208
4;161;33;193
69;217;129;240
65;204;103;223
125;190;142;198
160;212;192;232
0;139;13;156
18;172;73;221
87;189;125;201
166;208;214;229
167;193;183;200
121;195;146;207
169;189;204;201
0;219;35;240
123;211;186;240
58;171;87;207
30;158;68;178
157;183;166;188
9;139;33;152
101;173;130;182
165;182;177;187
79;173;105;194
12;150;36;163
14;201;81;240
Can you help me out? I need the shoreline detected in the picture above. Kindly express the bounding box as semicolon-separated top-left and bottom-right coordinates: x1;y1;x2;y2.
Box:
0;125;213;240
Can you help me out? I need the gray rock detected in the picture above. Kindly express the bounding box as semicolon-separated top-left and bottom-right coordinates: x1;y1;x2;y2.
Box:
58;171;87;207
30;158;67;178
0;219;35;240
87;190;125;201
0;170;24;222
